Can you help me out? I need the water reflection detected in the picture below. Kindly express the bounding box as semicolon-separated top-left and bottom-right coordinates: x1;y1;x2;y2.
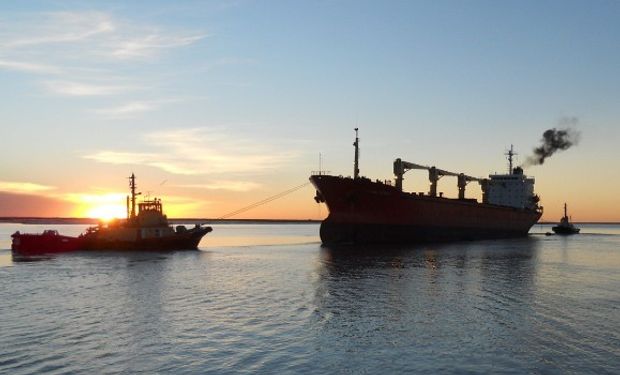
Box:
10;253;54;263
311;238;542;362
0;250;16;267
316;238;541;294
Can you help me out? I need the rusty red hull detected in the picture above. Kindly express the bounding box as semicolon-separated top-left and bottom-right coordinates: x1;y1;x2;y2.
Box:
310;175;542;244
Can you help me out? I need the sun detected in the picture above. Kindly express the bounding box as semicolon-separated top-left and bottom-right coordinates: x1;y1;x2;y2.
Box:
86;204;127;221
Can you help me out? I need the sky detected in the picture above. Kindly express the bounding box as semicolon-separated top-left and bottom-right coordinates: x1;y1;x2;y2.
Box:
0;0;619;221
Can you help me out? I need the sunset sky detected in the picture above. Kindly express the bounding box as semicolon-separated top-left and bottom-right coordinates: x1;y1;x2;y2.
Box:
1;1;619;221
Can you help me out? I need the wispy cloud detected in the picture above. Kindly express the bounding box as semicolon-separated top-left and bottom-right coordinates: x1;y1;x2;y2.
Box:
84;127;298;175
0;181;56;194
0;10;206;103
43;80;138;96
0;11;203;60
93;101;154;117
56;190;208;218
110;34;207;59
177;181;262;192
83;151;160;165
92;98;189;118
61;192;126;204
1;11;115;48
0;59;62;75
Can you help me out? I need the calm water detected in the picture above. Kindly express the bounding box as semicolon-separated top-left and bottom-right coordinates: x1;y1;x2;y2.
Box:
1;223;619;374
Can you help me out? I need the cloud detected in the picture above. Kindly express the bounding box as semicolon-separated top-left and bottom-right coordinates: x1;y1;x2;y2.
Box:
0;11;206;101
92;98;188;118
84;151;160;165
0;192;72;217
1;11;115;48
0;12;203;62
0;11;205;61
0;59;62;74
94;101;155;117
61;192;126;204
110;34;207;59
84;127;298;175
43;80;137;96
176;181;262;192
0;181;56;194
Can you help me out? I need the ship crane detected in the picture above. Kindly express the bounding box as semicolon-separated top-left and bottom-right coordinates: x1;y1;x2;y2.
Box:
393;158;485;199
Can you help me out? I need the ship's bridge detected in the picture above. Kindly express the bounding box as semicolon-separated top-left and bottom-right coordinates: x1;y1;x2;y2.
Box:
138;199;162;214
137;198;169;227
486;167;536;209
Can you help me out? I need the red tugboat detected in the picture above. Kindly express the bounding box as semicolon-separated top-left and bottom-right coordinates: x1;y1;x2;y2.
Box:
11;174;212;254
310;129;543;244
11;230;85;255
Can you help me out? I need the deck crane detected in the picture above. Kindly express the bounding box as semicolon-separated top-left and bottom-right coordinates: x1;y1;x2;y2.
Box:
393;158;487;200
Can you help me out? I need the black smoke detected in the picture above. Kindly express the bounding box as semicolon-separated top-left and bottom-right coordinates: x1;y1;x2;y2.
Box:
523;118;581;166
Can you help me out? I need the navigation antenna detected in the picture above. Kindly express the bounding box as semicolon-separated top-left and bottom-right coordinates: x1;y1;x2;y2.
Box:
505;145;517;174
353;128;360;179
128;173;142;220
129;173;137;219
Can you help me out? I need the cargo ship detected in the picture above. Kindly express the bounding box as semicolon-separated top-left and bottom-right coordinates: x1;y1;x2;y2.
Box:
11;174;212;254
310;129;543;244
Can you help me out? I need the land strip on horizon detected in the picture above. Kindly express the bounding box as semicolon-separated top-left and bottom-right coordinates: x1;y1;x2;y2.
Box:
0;218;617;225
0;217;321;225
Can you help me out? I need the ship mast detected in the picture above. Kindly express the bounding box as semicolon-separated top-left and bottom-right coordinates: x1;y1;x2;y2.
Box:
129;173;137;219
353;128;360;179
505;145;517;174
564;203;568;219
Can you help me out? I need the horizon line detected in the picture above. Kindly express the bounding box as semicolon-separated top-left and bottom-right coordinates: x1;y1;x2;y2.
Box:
1;217;619;225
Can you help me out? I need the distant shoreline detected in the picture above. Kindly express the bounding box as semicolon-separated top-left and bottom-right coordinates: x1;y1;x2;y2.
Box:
0;217;322;225
0;217;618;225
536;221;620;225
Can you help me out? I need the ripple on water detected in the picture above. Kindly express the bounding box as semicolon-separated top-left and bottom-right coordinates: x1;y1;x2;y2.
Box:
1;226;620;373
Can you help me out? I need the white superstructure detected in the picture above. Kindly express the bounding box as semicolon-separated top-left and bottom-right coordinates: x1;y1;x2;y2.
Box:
486;167;536;209
481;146;539;210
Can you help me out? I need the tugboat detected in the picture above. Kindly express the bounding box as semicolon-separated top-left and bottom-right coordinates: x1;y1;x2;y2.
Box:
80;174;212;250
11;174;212;254
552;203;580;235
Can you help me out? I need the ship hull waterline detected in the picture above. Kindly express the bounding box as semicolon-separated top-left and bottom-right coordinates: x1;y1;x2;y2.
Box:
311;175;542;245
11;232;84;255
551;226;580;235
83;226;212;251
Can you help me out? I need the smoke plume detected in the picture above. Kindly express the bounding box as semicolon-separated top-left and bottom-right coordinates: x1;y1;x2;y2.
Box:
523;117;581;167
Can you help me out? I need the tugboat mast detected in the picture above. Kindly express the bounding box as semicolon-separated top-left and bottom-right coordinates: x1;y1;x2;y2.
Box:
353;128;360;179
129;173;137;219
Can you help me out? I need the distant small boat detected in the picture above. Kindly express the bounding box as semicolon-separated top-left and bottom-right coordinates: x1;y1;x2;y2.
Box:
552;203;580;235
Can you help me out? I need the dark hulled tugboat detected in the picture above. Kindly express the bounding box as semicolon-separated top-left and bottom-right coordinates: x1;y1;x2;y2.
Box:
552;203;580;235
80;174;212;250
11;174;212;254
